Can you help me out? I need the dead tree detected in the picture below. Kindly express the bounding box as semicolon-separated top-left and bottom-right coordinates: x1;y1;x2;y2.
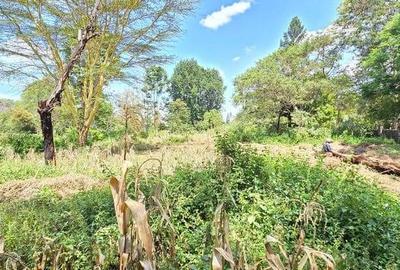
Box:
37;0;101;165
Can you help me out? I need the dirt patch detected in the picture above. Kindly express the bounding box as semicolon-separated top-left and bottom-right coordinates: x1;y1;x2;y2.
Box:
0;175;104;203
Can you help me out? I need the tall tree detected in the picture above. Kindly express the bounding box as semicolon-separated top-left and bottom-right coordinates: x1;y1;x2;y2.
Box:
142;66;169;130
235;35;347;131
169;59;225;124
280;16;306;48
362;14;400;125
0;0;196;146
337;0;399;57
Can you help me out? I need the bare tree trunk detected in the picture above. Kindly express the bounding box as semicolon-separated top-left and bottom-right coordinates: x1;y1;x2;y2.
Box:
78;127;89;146
36;0;101;164
287;113;293;128
276;113;282;132
379;125;384;136
38;101;56;165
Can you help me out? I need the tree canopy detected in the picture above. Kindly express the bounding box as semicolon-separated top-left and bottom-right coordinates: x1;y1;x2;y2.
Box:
169;59;225;124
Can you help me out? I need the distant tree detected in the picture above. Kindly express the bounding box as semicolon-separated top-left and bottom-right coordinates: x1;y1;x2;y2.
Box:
169;59;225;124
362;14;400;124
0;98;14;113
199;109;224;130
280;16;307;48
142;66;169;130
167;99;191;132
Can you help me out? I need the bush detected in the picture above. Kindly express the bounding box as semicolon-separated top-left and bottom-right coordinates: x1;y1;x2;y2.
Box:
228;122;267;142
0;188;116;269
7;133;43;155
197;109;224;130
167;99;192;133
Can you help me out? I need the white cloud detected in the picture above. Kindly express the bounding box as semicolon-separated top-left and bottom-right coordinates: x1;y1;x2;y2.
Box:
232;56;241;62
244;45;255;54
200;1;253;30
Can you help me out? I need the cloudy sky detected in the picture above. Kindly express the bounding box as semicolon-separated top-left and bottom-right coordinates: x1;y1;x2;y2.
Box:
0;0;341;116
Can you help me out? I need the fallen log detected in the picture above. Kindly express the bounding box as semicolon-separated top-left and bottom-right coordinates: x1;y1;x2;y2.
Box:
325;151;400;176
351;155;400;176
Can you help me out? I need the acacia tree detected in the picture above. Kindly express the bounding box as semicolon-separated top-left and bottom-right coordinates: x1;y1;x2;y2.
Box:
280;16;306;48
0;0;196;147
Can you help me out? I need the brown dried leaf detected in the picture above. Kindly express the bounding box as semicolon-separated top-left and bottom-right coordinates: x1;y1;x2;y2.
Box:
0;236;4;253
215;247;235;267
212;249;223;270
140;260;155;270
125;199;154;259
265;236;285;270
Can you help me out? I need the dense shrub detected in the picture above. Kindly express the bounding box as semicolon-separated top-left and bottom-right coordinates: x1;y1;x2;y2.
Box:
7;133;43;155
0;188;116;270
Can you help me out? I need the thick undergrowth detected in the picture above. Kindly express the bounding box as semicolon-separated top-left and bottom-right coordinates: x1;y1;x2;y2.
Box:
0;135;399;269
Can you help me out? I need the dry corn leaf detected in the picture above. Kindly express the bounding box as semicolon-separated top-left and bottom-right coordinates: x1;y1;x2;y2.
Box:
215;247;235;266
125;199;154;259
0;236;4;253
212;249;223;270
140;260;155;270
265;236;285;270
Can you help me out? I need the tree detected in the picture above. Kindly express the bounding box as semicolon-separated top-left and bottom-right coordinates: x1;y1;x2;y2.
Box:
362;14;400;124
0;0;196;147
337;0;399;57
199;109;224;130
235;35;348;131
167;99;191;133
169;59;225;124
280;16;306;48
142;66;169;130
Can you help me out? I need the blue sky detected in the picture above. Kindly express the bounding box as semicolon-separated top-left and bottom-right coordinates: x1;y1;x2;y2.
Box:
0;0;341;116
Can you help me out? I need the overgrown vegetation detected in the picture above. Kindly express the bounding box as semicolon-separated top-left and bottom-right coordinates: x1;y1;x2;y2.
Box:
1;136;399;269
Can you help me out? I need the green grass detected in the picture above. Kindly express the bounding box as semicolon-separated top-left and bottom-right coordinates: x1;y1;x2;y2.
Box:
1;136;399;269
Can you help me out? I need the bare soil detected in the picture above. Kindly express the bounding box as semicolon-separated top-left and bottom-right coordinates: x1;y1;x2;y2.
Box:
0;175;103;203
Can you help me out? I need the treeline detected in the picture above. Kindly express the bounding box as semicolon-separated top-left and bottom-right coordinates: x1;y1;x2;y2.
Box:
0;59;225;154
0;0;226;155
233;0;400;140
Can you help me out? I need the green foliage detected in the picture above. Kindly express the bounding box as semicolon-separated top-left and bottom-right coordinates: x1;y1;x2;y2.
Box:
234;35;346;131
198;109;224;130
0;188;116;269
9;107;37;133
20;78;54;113
362;14;400;123
214;135;400;269
169;59;225;124
6;133;42;155
1;136;400;268
280;16;306;48
167;99;192;133
337;0;399;57
142;66;169;130
0;159;62;184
